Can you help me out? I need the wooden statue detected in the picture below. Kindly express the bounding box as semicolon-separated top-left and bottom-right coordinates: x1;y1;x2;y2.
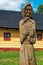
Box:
19;2;36;65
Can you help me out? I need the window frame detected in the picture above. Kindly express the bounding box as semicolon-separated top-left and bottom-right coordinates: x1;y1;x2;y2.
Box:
4;32;11;41
37;34;42;41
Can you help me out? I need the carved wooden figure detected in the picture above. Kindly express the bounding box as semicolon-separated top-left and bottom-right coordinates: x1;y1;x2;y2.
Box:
19;2;36;65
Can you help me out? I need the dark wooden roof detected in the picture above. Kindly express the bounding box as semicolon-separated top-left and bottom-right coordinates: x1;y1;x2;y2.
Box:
0;10;43;30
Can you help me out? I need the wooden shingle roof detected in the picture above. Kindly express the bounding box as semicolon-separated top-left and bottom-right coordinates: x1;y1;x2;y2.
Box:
0;10;43;30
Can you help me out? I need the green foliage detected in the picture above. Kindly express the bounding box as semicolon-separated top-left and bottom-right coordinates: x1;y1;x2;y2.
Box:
36;5;43;14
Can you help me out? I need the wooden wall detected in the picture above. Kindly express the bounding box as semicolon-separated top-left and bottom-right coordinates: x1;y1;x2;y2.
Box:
0;28;43;48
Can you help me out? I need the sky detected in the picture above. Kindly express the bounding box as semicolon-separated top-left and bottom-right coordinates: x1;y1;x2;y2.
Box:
0;0;43;12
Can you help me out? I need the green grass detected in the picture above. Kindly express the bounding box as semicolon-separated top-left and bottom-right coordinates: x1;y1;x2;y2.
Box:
35;50;43;65
0;50;43;65
0;51;19;65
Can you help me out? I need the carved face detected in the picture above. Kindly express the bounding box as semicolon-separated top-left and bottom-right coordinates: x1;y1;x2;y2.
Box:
25;5;32;17
22;3;33;17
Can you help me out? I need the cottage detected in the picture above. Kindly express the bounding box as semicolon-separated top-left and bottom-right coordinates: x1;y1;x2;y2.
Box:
0;10;43;50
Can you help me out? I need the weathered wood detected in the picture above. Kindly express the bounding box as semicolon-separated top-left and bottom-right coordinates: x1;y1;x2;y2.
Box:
19;2;36;65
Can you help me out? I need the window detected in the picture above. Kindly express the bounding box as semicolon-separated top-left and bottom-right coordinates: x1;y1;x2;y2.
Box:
37;34;42;41
4;32;11;41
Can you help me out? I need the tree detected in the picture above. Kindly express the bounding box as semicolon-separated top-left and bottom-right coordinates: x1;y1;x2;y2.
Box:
36;5;43;14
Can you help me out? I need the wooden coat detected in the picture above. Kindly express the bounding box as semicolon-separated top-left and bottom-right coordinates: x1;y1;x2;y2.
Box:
19;17;36;65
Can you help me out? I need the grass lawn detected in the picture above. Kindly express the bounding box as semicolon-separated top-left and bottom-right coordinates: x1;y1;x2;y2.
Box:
35;50;43;65
0;50;43;65
0;51;19;65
